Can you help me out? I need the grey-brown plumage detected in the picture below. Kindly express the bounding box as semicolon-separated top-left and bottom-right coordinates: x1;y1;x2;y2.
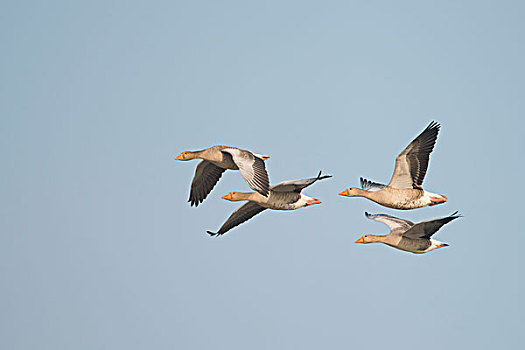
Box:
356;211;461;254
360;177;386;192
339;121;447;209
272;171;332;193
402;213;460;239
388;121;440;190
175;145;270;207
206;202;267;236
189;161;226;206
207;171;332;236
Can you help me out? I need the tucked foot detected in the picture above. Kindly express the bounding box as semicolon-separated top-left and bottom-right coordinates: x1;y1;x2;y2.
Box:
429;197;448;206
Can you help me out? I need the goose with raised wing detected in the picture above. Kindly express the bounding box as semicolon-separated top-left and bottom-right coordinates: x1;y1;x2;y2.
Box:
207;171;332;236
175;145;270;207
354;211;461;254
338;121;448;209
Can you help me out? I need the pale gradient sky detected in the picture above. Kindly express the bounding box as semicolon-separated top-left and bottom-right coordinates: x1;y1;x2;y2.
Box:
1;1;524;349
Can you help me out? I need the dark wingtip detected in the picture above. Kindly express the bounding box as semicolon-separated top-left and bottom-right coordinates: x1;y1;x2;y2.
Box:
364;212;370;217
426;120;441;133
206;230;220;237
316;170;333;181
188;196;201;207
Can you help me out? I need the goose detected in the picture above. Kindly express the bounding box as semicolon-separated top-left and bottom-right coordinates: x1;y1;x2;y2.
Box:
355;211;461;254
207;171;332;236
338;121;448;209
175;145;270;207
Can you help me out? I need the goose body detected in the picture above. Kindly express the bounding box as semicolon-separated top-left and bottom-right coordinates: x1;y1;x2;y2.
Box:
226;191;319;211
207;171;332;236
344;185;447;210
339;121;448;209
175;145;270;207
355;212;461;254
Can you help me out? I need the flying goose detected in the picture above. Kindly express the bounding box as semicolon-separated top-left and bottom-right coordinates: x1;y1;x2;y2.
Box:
355;211;461;254
175;145;270;207
339;121;448;209
207;171;332;236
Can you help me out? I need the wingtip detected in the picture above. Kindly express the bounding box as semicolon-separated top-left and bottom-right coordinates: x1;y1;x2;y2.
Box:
206;230;220;237
427;120;441;130
188;196;202;207
314;170;332;180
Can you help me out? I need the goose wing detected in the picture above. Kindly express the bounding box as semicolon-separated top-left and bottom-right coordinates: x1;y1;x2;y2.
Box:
388;121;440;189
402;212;461;239
271;171;332;193
360;177;386;192
188;160;226;207
364;212;414;232
222;148;270;197
207;202;267;236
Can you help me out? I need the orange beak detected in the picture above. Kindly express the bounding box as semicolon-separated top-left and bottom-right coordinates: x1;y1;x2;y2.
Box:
354;237;364;244
221;193;232;200
306;199;322;205
436;243;449;249
175;153;184;160
261;156;270;161
338;189;349;196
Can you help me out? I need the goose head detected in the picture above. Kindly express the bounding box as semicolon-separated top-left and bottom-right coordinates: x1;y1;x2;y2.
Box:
354;234;380;244
175;151;198;161
221;192;252;201
338;187;366;197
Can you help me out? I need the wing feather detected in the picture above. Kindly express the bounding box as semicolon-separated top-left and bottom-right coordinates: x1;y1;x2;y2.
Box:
360;177;386;192
388;121;440;189
188;160;226;207
207;202;267;236
271;171;332;193
402;212;461;239
222;149;270;197
364;212;414;232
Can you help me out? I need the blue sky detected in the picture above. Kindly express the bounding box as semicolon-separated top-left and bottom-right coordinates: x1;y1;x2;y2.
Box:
1;1;524;349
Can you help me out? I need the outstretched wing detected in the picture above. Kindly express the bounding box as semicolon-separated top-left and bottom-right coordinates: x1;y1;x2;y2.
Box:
207;202;267;236
403;212;461;239
364;212;414;232
188;160;226;207
360;177;386;192
271;171;332;193
388;121;440;189
222;148;270;197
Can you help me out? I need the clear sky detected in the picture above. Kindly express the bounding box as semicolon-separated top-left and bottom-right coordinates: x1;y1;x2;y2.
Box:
1;1;524;349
